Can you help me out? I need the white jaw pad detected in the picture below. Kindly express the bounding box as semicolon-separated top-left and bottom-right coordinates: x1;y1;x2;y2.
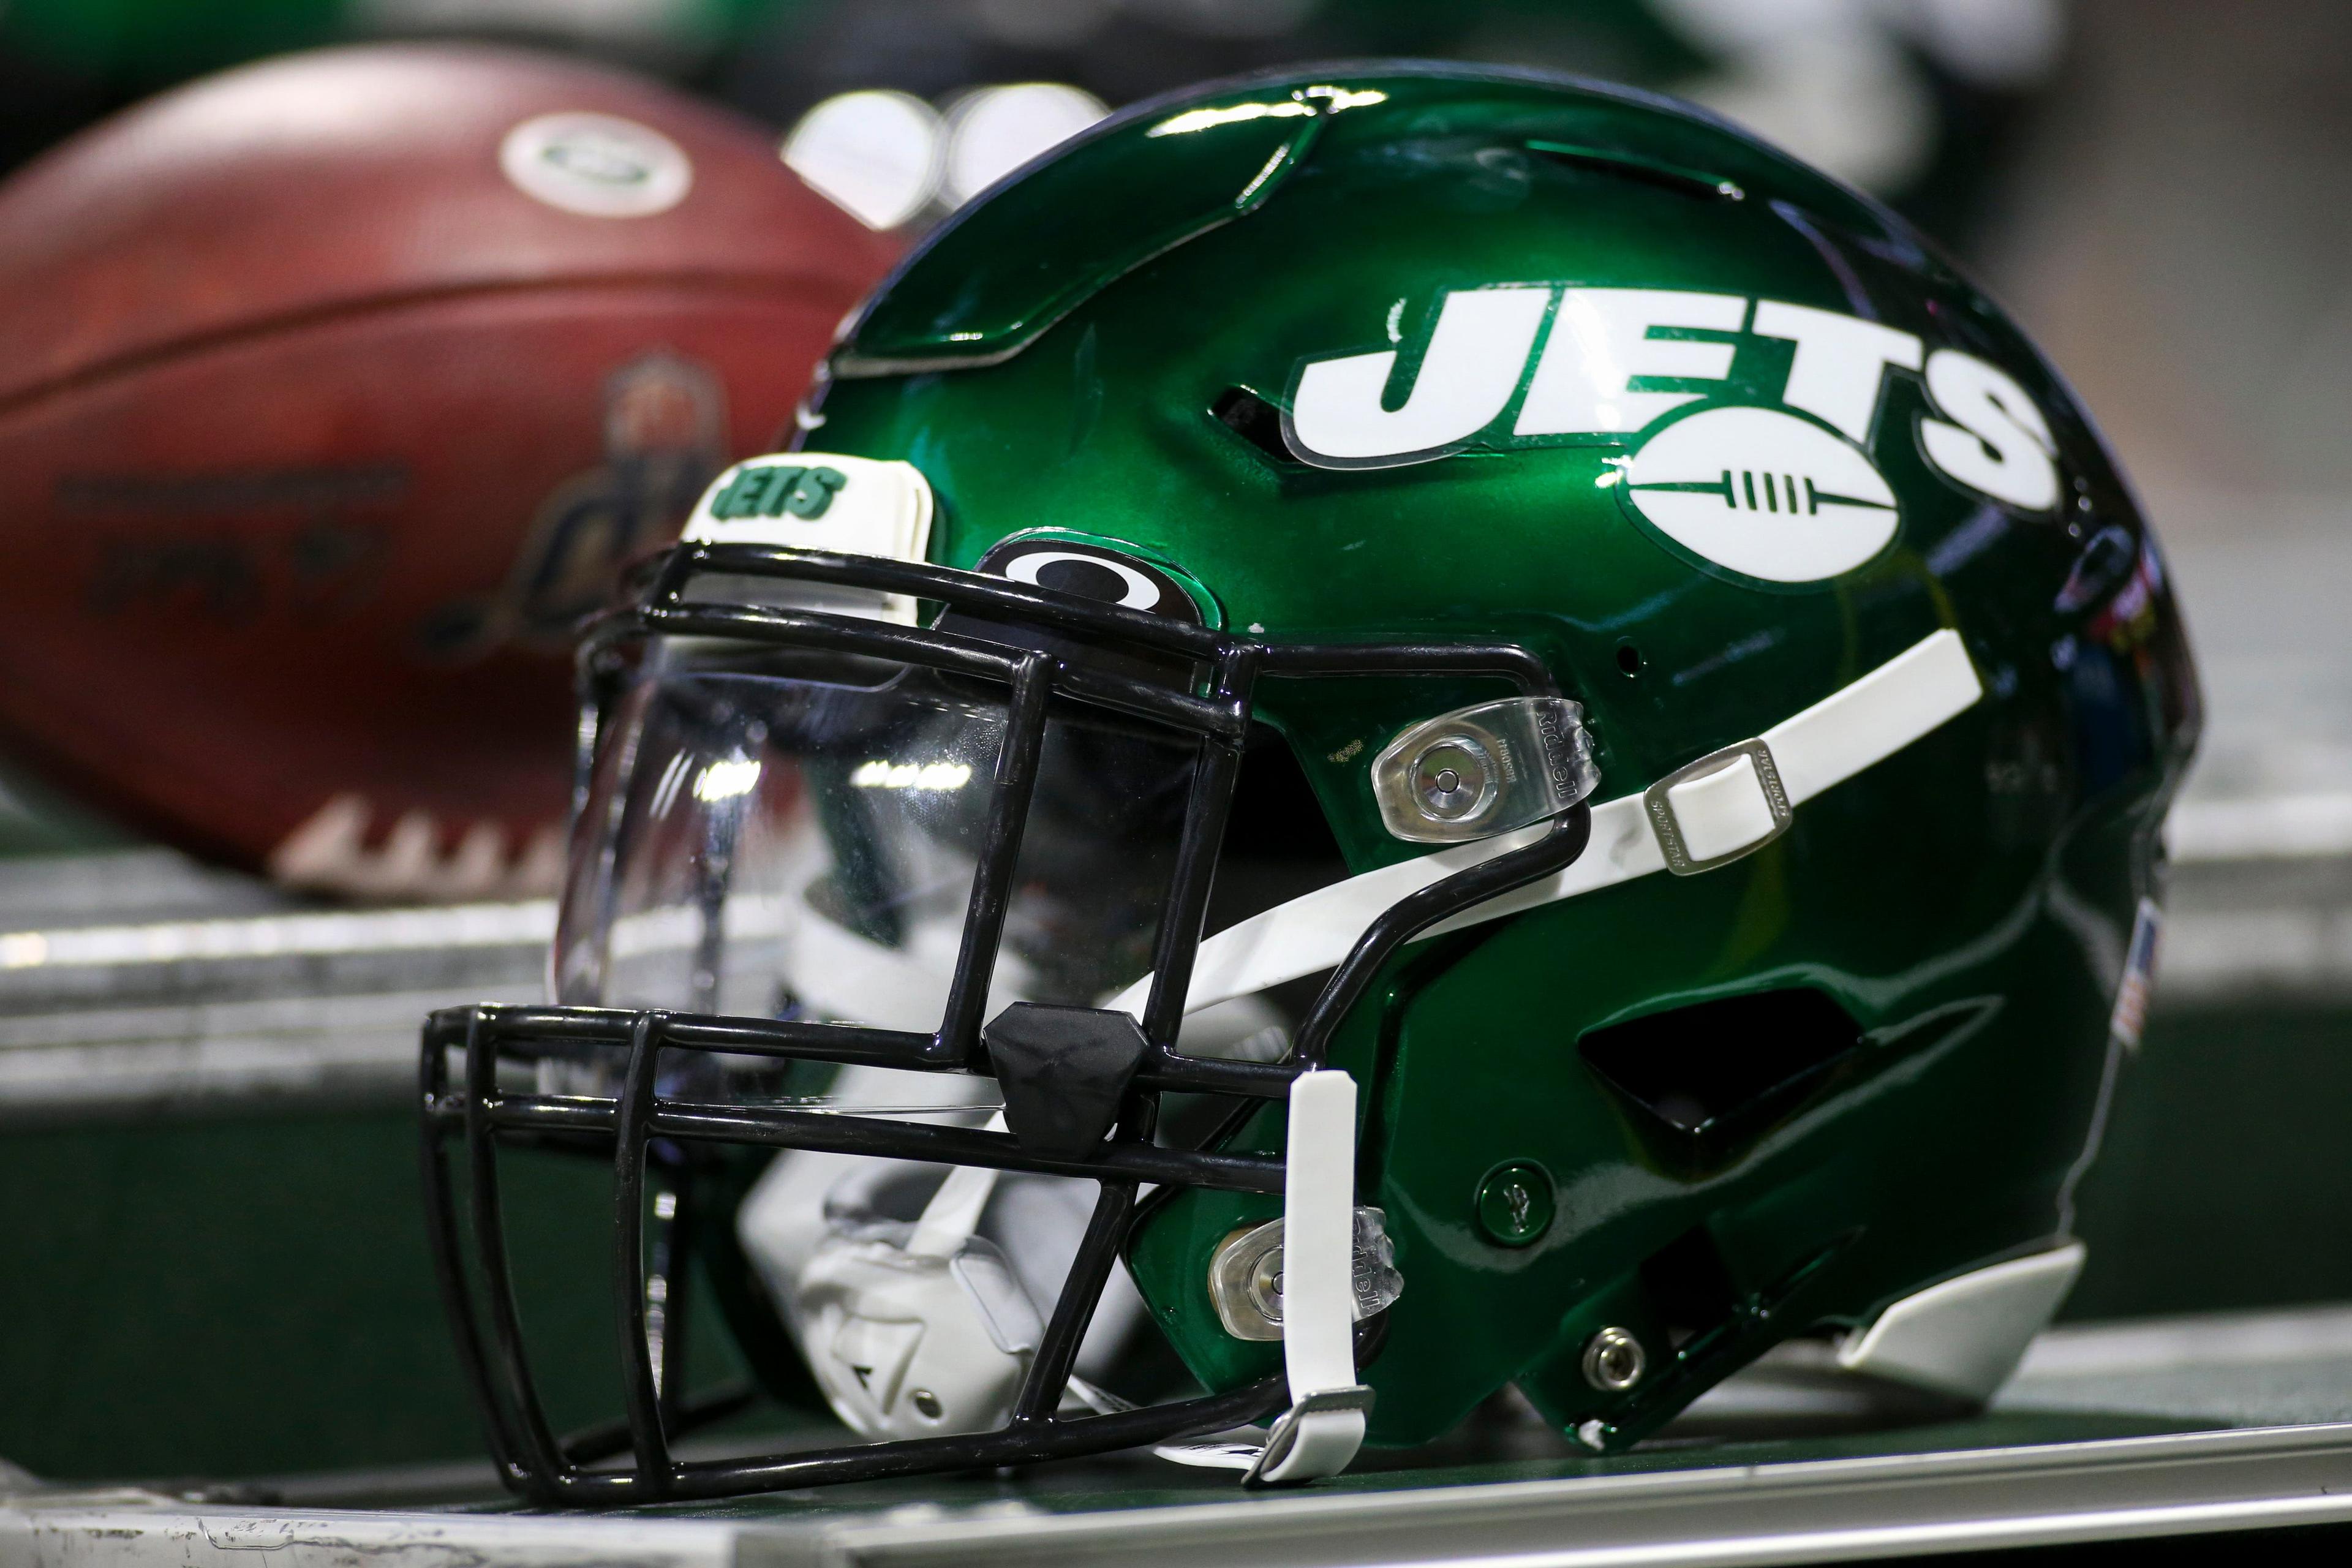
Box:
767;1109;1142;1443
1838;1241;2086;1403
794;1228;1038;1439
1107;629;1980;1023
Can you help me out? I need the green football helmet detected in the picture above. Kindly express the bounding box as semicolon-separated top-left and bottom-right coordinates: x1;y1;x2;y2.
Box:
424;61;2199;1504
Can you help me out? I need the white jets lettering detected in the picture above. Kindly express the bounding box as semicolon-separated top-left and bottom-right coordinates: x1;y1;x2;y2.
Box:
1750;300;1924;443
1919;348;2060;513
1284;285;2062;519
1515;288;1745;435
1286;286;1551;464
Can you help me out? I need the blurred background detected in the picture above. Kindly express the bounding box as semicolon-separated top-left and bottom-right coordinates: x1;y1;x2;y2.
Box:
1;0;2348;1494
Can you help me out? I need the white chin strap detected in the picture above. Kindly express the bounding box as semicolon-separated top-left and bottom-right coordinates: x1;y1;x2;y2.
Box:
1107;630;1983;1025
1246;1068;1374;1484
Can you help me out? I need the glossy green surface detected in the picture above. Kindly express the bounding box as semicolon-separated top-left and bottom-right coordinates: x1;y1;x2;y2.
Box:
805;62;2199;1452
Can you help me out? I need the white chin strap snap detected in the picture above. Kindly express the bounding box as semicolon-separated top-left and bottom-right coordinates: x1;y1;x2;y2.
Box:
793;1158;1046;1441
1246;1068;1375;1485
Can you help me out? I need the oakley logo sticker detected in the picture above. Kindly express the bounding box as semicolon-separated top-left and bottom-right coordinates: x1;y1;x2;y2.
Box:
1001;549;1164;611
974;538;1207;626
954;535;1218;688
1284;285;2060;582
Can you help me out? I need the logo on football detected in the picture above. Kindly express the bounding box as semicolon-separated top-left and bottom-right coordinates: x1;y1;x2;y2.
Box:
1621;406;1898;583
500;111;695;218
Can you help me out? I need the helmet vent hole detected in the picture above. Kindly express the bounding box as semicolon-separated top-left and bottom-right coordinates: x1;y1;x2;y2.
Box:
1525;140;1746;203
1615;643;1642;677
1640;1224;1741;1350
1578;988;1862;1169
1212;386;1302;466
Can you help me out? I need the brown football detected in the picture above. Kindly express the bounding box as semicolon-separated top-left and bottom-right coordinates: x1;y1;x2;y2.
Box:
0;44;898;900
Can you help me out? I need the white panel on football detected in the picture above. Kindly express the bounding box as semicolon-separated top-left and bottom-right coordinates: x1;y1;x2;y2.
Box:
943;83;1109;205
1288;287;1553;466
1515;288;1746;436
499;112;694;218
1623;405;1899;581
783;90;944;231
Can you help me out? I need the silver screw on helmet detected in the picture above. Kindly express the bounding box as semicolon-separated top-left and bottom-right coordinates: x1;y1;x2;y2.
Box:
1582;1325;1646;1392
1370;696;1599;845
1412;736;1496;822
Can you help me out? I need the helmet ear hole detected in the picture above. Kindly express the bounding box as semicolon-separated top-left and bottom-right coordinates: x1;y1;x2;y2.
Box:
1640;1224;1741;1352
1200;727;1350;936
1211;385;1303;466
1578;989;1863;1172
1513;1220;1755;1438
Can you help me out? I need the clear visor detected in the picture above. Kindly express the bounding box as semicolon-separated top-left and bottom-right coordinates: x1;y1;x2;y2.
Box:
554;640;1196;1031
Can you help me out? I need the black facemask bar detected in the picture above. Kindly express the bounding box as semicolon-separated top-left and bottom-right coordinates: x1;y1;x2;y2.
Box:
420;541;1594;1505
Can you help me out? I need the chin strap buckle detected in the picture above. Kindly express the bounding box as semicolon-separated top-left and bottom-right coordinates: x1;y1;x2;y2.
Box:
1643;737;1792;875
1242;1069;1374;1487
1245;1384;1376;1486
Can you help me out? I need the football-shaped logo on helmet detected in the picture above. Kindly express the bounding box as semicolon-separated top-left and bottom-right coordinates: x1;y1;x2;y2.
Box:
1621;406;1899;584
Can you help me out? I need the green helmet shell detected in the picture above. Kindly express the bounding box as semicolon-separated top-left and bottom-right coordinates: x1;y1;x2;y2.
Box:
801;63;2200;1449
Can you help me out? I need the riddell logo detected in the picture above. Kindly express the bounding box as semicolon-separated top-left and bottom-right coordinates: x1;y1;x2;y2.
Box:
1282;287;2060;584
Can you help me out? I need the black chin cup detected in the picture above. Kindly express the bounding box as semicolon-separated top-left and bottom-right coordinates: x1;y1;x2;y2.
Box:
420;541;1590;1506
